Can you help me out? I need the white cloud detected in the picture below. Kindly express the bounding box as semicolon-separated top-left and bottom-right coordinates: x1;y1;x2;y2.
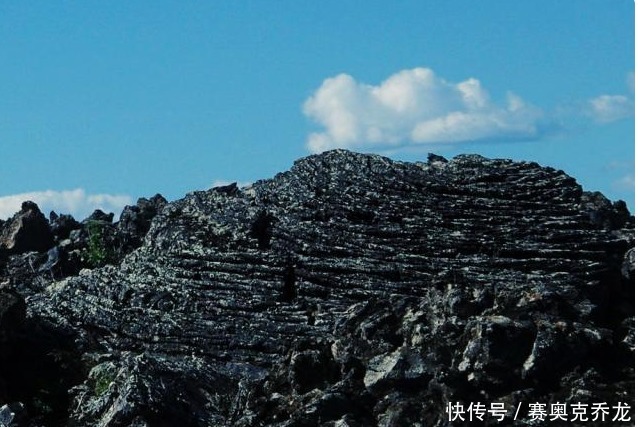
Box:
587;94;634;124
0;189;132;221
303;67;549;152
582;71;634;124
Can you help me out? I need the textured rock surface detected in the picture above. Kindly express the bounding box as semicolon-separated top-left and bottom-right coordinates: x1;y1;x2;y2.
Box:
3;195;167;298
0;150;634;426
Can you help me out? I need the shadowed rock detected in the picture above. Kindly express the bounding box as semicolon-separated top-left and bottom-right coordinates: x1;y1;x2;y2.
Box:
0;202;53;255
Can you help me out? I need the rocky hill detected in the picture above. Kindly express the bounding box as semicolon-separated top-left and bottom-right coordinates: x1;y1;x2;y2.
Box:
0;150;633;426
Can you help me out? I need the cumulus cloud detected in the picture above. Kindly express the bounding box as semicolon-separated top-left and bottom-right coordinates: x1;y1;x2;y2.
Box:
303;67;549;152
0;189;132;221
586;94;634;124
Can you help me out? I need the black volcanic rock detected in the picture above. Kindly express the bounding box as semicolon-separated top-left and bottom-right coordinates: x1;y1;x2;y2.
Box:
1;150;634;426
1;196;165;298
117;194;167;251
83;210;115;224
0;290;26;405
0;202;53;255
49;212;81;243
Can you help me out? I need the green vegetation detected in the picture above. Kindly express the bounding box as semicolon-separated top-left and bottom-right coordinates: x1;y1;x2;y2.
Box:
84;221;116;268
93;373;113;396
91;363;117;396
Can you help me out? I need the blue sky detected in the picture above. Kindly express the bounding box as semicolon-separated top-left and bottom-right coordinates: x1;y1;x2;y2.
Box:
0;1;634;219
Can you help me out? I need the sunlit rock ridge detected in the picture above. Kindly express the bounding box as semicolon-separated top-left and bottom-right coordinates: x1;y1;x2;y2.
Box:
0;149;633;426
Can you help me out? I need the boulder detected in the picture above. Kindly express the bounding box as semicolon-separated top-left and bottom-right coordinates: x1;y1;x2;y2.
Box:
0;202;53;254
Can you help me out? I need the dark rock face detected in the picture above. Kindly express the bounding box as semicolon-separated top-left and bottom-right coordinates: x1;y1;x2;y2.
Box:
0;202;53;255
0;290;26;411
49;213;80;243
117;194;168;251
84;209;115;224
0;150;634;426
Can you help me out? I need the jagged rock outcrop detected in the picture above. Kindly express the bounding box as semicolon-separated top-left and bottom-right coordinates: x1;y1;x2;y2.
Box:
0;202;53;256
0;150;634;426
1;195;167;298
117;194;168;252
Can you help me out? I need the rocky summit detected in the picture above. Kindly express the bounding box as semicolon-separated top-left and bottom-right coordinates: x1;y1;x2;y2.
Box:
0;150;633;426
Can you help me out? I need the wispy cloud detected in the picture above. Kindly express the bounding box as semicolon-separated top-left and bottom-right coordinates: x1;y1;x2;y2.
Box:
613;174;635;192
604;160;633;171
586;94;634;124
627;71;635;95
584;71;634;124
303;67;552;153
605;159;635;195
0;189;132;221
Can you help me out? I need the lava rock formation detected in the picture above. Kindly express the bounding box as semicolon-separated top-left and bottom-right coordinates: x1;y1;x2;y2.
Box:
0;150;633;426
